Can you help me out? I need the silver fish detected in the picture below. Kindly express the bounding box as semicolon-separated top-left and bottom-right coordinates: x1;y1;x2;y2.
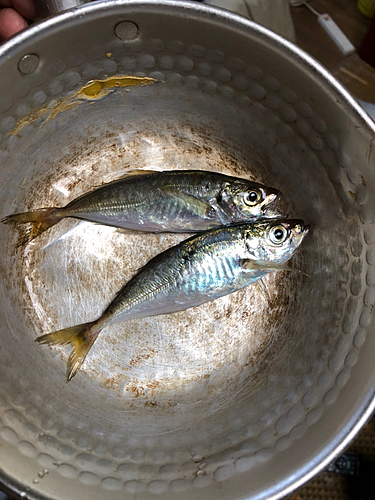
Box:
2;170;283;246
36;219;309;381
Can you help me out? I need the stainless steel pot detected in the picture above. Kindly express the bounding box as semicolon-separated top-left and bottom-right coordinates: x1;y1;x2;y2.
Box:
0;1;374;499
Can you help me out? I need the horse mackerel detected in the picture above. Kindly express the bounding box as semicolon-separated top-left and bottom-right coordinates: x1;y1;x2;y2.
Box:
36;219;309;381
1;169;283;246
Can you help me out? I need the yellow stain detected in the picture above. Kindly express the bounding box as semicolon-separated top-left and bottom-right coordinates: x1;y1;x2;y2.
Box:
8;75;157;135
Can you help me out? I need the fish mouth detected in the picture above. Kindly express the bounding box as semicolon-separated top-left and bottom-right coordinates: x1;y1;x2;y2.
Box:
301;224;310;241
284;219;310;242
281;219;306;229
262;191;287;218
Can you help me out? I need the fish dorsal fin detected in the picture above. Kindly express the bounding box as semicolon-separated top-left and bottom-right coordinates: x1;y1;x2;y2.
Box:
83;170;158;192
158;186;216;219
123;169;157;177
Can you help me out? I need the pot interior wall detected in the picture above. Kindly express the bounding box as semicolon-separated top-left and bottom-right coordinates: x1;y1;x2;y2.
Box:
0;2;374;500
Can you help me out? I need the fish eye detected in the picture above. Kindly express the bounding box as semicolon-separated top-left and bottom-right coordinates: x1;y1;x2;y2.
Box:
243;189;262;206
269;225;288;244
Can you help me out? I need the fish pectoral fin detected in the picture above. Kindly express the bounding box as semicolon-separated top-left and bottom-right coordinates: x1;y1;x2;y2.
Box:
257;261;291;272
241;259;290;271
241;259;310;276
158;187;215;219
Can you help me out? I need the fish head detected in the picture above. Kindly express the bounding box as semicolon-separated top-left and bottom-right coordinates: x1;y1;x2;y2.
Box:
225;182;285;221
244;219;309;264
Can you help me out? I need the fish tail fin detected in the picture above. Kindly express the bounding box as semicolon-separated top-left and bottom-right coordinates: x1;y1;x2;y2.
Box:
1;208;61;247
35;321;102;382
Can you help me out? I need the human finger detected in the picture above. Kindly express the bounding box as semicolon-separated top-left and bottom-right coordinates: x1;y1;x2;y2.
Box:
0;7;27;41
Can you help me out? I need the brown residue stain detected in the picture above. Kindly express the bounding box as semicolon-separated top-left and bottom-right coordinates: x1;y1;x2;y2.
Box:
262;273;291;331
129;349;156;367
103;378;117;391
8;75;157;135
127;385;146;398
242;272;296;379
145;400;157;407
348;190;356;201
359;174;366;187
125;379;162;399
225;308;233;318
367;138;374;165
147;380;161;391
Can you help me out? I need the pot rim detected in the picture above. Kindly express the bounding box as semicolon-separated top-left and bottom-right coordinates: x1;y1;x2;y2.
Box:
0;2;374;499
